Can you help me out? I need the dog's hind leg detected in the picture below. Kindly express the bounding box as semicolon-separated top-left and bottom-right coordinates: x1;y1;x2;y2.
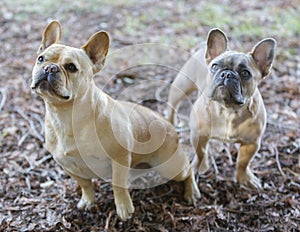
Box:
172;149;201;205
166;48;207;125
151;147;200;205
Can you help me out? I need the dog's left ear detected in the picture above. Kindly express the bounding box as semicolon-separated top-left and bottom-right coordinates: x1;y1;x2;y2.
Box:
205;28;228;64
38;20;62;54
250;38;276;77
82;31;110;74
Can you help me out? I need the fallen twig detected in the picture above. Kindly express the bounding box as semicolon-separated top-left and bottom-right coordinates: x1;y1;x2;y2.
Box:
0;88;7;112
272;143;286;177
105;211;113;231
16;109;44;142
154;83;168;102
166;210;176;228
25;176;31;191
283;168;300;177
17;131;29;146
30;113;45;136
25;154;52;173
222;144;233;165
222;207;260;215
211;155;219;174
36;154;52;165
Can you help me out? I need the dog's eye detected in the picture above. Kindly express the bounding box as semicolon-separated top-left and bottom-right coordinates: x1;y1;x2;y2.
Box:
211;64;218;72
37;56;44;63
66;63;78;73
241;70;251;78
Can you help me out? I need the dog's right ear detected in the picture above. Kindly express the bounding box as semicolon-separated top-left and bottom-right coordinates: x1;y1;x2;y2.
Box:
205;28;228;64
82;31;110;74
37;20;62;54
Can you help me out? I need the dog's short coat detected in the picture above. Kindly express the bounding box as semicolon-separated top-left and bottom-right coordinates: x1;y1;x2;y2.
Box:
31;21;200;221
167;29;276;189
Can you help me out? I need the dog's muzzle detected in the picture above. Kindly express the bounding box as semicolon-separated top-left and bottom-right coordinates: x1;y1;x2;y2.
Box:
209;69;245;105
31;64;60;90
220;70;245;105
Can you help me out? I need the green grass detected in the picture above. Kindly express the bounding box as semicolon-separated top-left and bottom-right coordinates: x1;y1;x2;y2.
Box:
3;0;136;21
6;0;299;39
196;3;234;30
231;7;300;39
5;0;67;19
124;15;148;36
168;2;299;40
273;7;300;37
4;0;298;59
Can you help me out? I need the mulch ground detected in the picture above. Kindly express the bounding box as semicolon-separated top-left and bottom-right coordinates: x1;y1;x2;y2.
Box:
0;0;299;231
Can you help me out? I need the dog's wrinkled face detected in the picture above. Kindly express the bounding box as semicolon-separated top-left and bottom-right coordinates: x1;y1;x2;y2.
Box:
31;21;109;104
31;45;90;102
207;51;259;106
205;29;276;107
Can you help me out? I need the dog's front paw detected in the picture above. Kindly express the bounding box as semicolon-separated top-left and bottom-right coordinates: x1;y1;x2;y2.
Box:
116;201;135;221
237;168;262;189
77;198;94;210
184;187;201;206
77;190;95;210
184;175;201;205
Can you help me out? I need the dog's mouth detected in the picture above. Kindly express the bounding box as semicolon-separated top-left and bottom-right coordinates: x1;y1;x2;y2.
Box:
206;69;246;105
219;85;244;105
208;84;245;105
31;76;70;100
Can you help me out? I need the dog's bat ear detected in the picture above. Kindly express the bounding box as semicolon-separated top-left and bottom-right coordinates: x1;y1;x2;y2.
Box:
205;28;228;64
250;38;276;77
38;20;62;54
82;31;110;74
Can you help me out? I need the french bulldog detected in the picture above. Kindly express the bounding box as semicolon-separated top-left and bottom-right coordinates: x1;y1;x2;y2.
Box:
167;28;276;189
31;21;200;221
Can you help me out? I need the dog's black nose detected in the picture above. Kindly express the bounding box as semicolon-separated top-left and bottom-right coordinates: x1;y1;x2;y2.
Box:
44;64;59;74
220;70;236;79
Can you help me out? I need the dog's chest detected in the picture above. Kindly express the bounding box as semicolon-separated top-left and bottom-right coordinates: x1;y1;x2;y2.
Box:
46;118;112;180
210;109;251;143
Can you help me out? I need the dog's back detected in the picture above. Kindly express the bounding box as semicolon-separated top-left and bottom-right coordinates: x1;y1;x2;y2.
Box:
166;44;208;124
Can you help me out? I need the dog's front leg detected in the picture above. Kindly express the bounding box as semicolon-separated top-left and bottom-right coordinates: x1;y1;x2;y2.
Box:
236;142;262;189
65;171;95;210
112;157;134;221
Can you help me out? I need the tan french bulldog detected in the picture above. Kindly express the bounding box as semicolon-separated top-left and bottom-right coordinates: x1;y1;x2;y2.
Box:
167;29;276;189
31;21;200;221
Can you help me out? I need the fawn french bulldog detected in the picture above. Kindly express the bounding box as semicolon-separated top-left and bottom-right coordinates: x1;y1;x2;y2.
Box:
31;21;200;221
167;28;276;189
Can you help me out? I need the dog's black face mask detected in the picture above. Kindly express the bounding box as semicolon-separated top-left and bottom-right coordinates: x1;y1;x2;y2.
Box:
206;52;256;107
